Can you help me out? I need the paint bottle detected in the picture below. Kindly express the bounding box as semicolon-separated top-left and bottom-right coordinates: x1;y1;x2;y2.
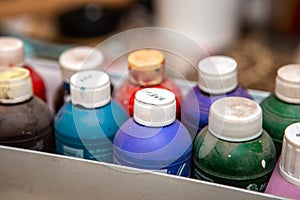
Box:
261;64;300;157
181;56;252;139
113;88;192;177
55;70;128;162
113;49;182;119
53;46;104;113
265;122;300;199
0;37;47;101
192;97;276;192
0;67;54;152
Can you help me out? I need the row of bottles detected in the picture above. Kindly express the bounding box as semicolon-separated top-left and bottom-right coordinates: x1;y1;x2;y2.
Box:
0;36;300;197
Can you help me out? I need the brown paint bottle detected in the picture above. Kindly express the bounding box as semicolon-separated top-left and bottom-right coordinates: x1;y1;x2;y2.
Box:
0;67;54;152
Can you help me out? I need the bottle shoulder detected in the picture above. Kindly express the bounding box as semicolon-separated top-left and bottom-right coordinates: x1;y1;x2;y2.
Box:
261;93;300;118
193;127;276;178
0;97;53;138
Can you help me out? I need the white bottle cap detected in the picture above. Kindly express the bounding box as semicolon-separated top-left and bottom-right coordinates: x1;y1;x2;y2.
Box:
0;67;33;104
198;55;238;95
59;46;104;83
0;37;24;66
70;70;110;109
275;64;300;104
208;97;262;142
279;122;300;187
134;88;176;127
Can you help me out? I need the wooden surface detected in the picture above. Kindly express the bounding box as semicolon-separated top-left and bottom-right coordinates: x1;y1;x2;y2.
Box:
0;0;133;17
225;31;298;92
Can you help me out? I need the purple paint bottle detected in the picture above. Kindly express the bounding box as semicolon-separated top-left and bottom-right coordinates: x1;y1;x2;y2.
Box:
181;56;252;139
113;88;192;177
265;122;300;199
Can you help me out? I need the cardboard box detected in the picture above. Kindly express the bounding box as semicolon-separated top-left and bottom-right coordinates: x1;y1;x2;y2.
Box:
0;145;282;200
0;57;282;199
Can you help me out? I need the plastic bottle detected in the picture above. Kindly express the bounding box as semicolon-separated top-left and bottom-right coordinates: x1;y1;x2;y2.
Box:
55;70;128;162
265;122;300;199
192;97;276;192
113;49;182;119
113;88;192;177
181;56;252;139
53;46;104;113
261;64;300;157
0;67;54;152
0;37;47;101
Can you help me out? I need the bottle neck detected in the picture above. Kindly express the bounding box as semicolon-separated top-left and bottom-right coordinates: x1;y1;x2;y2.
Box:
129;65;165;86
63;81;71;94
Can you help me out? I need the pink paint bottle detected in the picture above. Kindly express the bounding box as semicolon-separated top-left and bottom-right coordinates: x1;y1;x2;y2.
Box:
265;122;300;199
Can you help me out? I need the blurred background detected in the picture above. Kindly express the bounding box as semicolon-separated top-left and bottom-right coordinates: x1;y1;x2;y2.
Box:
0;0;299;92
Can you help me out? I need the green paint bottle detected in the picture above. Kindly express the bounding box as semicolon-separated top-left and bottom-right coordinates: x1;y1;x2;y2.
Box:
261;64;300;157
192;97;276;192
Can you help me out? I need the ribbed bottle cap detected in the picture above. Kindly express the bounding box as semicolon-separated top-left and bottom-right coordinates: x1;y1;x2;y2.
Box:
0;67;32;103
275;64;300;104
59;46;104;83
128;49;165;86
208;97;262;142
134;88;176;127
0;37;24;66
70;70;110;108
198;56;238;95
279;122;300;187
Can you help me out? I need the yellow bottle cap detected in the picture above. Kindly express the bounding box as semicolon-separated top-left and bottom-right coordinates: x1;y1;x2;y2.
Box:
0;67;33;104
128;49;165;86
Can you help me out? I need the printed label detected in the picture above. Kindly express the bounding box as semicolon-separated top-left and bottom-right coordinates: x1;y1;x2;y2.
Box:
113;157;190;177
194;170;215;182
150;169;168;174
29;140;44;150
149;162;190;176
63;145;84;158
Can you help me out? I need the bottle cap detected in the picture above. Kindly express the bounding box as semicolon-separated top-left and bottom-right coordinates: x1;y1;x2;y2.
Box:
208;97;262;142
0;37;24;66
59;46;104;84
198;56;238;95
275;64;300;104
0;67;33;103
279;122;300;187
128;49;165;86
134;88;176;127
70;70;110;108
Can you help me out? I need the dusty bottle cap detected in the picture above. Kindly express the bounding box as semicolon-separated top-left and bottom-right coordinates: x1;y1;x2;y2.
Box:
70;70;110;108
275;64;300;104
128;49;165;86
208;97;262;142
59;46;103;83
198;55;238;95
134;88;176;127
279;122;300;187
0;67;33;104
0;37;24;66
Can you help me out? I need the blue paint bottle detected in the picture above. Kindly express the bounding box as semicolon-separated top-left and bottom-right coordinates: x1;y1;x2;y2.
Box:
181;56;252;139
113;88;192;177
55;70;129;162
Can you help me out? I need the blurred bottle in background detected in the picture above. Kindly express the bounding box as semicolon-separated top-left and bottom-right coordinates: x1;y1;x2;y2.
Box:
154;0;241;54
